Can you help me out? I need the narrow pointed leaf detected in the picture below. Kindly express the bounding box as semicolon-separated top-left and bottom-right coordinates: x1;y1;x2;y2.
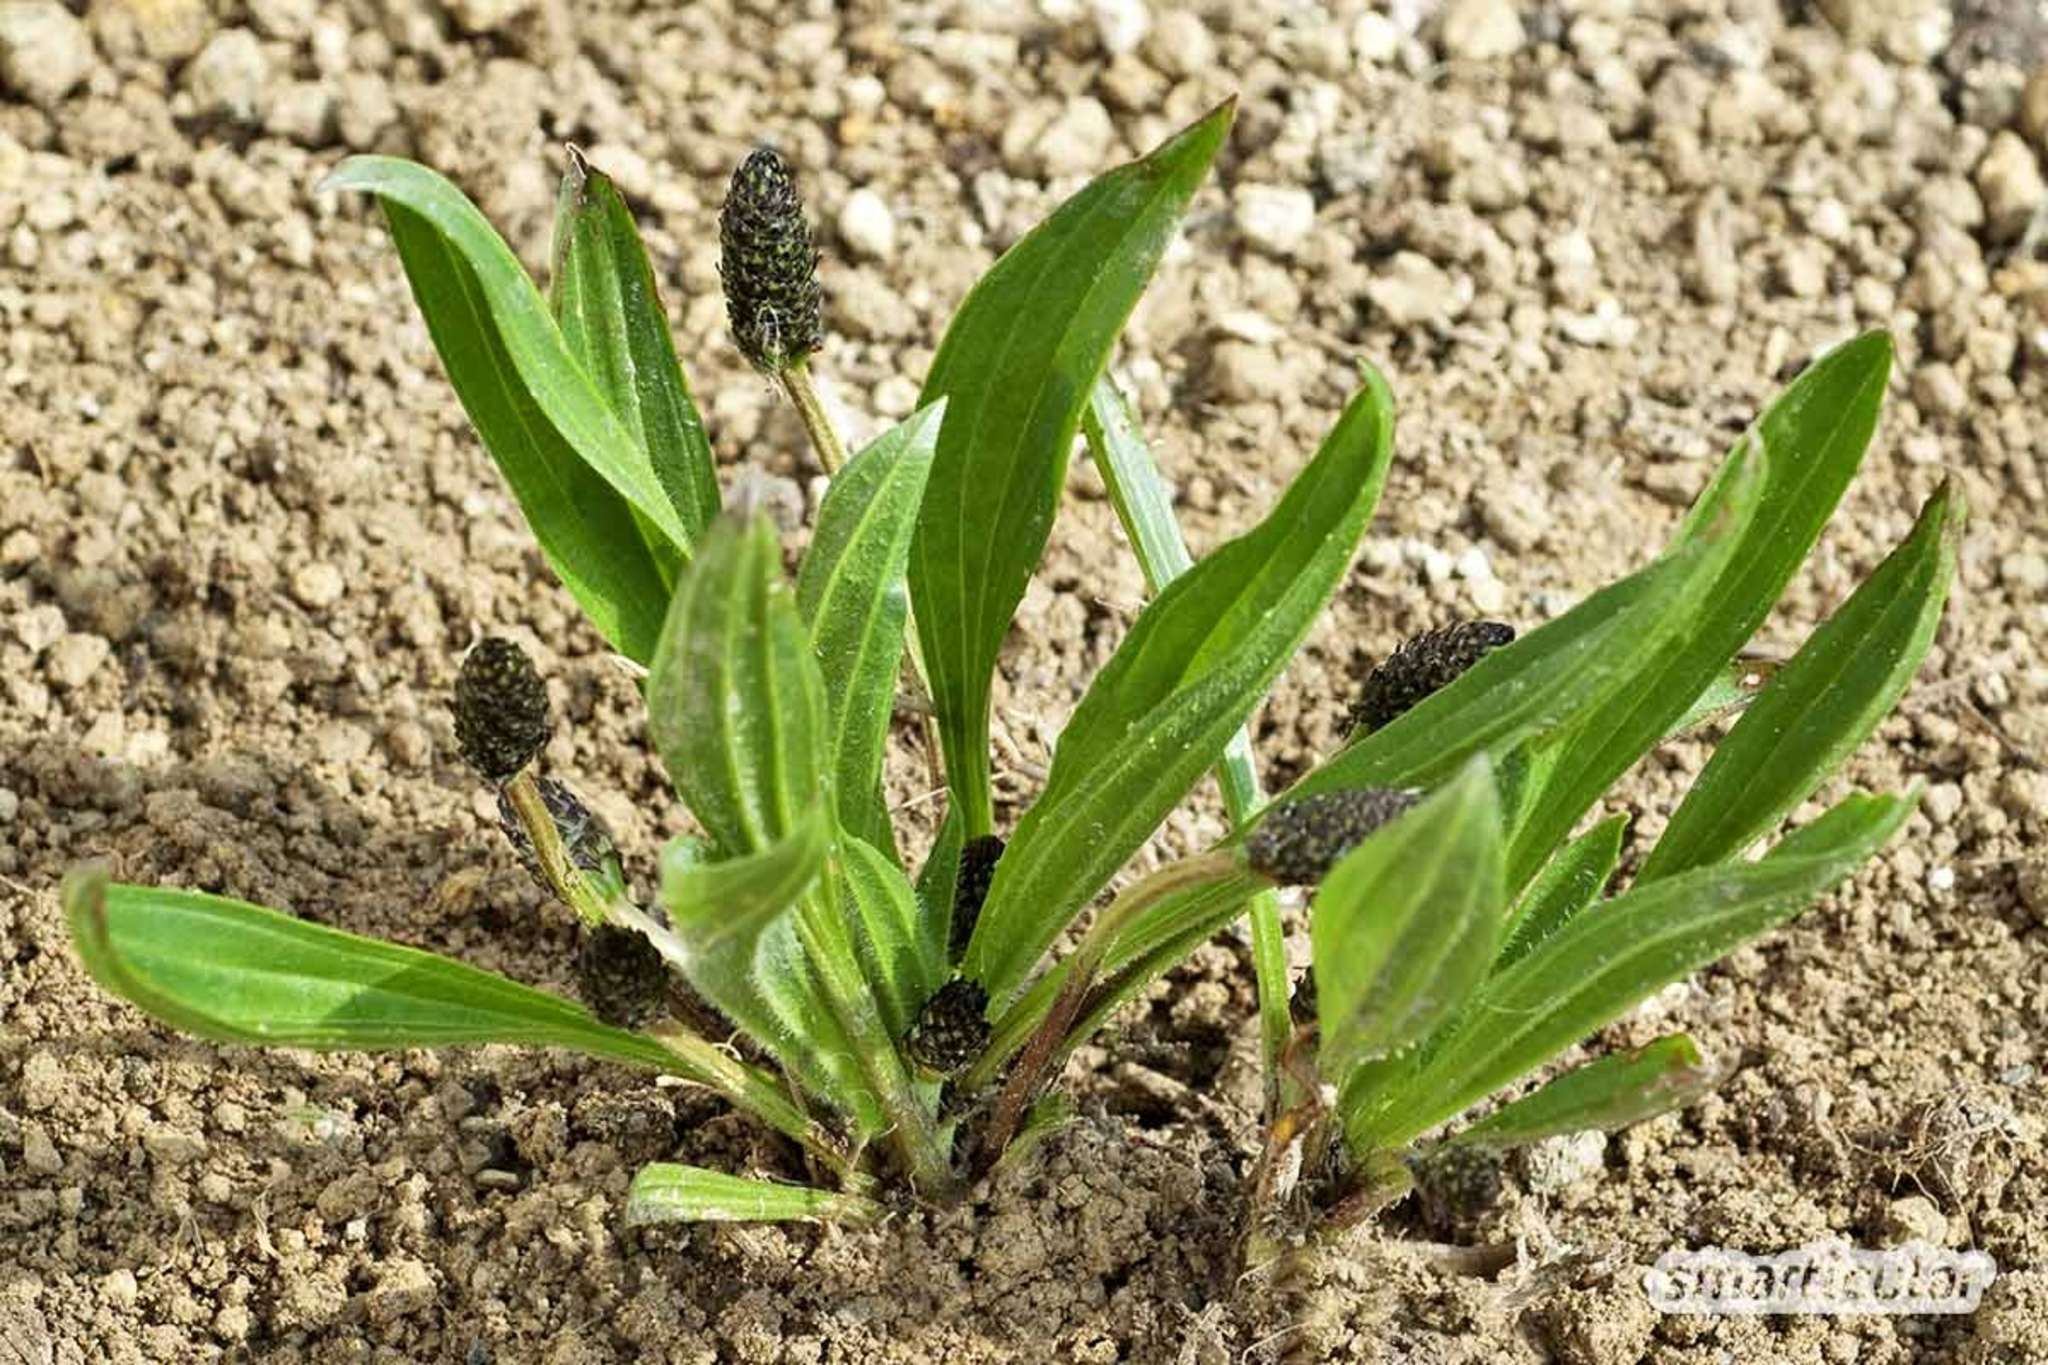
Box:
323;157;694;661
1447;1034;1717;1152
67;867;681;1072
648;515;825;857
966;364;1395;1006
837;833;946;1039
796;402;943;858
625;1165;879;1226
1313;757;1506;1077
1345;790;1913;1153
1507;332;1895;885
1639;482;1960;883
549;153;721;541
909;100;1236;838
1493;812;1627;971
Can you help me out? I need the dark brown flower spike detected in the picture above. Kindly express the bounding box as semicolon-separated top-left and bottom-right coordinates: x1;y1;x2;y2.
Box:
1246;788;1421;886
576;922;669;1028
905;978;991;1075
719;147;824;373
949;834;1005;961
1348;620;1515;734
454;637;552;782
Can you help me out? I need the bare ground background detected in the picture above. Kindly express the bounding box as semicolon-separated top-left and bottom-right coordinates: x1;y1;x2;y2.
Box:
2;0;2047;1360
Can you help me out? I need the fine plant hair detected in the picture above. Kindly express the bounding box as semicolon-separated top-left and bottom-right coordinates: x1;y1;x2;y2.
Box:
65;103;1959;1236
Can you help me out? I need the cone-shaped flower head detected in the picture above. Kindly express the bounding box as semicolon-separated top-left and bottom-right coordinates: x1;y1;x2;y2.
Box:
1348;620;1515;734
577;922;669;1028
719;147;823;373
1246;788;1421;886
949;834;1005;961
454;637;551;781
905;977;991;1075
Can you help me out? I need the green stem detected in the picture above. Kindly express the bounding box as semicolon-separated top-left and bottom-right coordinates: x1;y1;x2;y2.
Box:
501;770;609;927
778;361;850;476
1214;734;1292;1114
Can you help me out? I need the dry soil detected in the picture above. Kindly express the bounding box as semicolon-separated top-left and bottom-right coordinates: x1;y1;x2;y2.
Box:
3;0;2048;1361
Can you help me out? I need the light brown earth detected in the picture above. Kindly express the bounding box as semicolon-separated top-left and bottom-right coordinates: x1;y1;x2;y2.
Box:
3;0;2047;1360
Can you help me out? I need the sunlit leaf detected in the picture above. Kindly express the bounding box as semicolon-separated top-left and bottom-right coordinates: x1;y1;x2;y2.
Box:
909;100;1235;838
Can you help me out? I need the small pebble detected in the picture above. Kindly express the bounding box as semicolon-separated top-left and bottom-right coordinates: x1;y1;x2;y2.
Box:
45;632;110;690
0;0;92;107
1233;184;1317;256
183;28;269;123
1438;0;1524;61
1976;131;2046;243
836;188;896;260
290;563;346;610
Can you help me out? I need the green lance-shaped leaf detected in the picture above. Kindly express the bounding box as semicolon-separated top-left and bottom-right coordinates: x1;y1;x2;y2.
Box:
796;402;943;859
648;514;825;857
965;364;1395;1007
65;867;682;1067
1493;812;1628;971
625;1164;880;1227
908;99;1235;840
1445;1034;1718;1152
1342;790;1914;1154
1506;332;1895;885
1639;481;1961;883
836;833;947;1040
650;811;884;1134
322;157;693;663
1312;757;1506;1079
67;868;836;1157
549;151;721;542
1083;375;1295;1091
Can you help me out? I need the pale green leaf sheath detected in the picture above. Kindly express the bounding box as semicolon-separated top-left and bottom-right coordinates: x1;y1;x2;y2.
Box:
549;152;721;543
626;1164;880;1227
322;158;695;662
909;100;1236;839
967;365;1396;1008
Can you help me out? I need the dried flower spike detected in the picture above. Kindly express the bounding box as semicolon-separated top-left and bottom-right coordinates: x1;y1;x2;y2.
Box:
1348;620;1515;734
496;778;616;890
1246;788;1421;887
905;978;991;1075
950;834;1005;961
719;147;824;374
454;637;551;782
577;922;670;1028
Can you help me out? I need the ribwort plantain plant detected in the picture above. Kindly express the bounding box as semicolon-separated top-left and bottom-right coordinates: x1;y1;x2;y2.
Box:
64;102;1959;1237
